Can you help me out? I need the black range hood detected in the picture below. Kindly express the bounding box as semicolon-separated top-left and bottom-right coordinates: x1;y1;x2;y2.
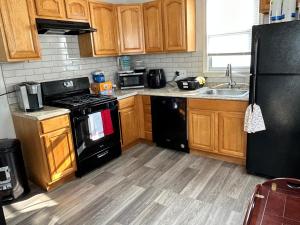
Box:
36;18;97;35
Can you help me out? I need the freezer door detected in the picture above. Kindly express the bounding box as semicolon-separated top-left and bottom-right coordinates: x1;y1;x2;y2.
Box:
251;21;300;75
247;74;300;178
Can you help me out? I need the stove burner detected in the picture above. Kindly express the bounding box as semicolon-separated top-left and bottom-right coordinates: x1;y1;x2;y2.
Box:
52;94;114;108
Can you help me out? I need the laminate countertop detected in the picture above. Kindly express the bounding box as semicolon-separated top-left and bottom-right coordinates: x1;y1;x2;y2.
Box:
113;86;249;101
11;106;70;121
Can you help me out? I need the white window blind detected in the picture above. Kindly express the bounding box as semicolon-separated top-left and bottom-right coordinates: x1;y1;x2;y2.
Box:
206;0;259;71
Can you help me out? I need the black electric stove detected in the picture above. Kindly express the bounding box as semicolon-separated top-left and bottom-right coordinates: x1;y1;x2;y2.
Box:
41;77;121;176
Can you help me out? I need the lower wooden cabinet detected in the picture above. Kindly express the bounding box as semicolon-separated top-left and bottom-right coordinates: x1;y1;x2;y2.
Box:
42;127;76;182
118;96;140;149
189;109;215;152
13;114;77;191
188;99;248;164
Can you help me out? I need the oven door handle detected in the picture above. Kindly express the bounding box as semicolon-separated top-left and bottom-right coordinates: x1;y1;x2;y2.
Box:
118;112;124;145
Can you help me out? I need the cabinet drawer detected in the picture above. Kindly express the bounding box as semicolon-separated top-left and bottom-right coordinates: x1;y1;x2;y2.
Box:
142;95;151;105
188;99;248;112
40;115;70;134
118;96;135;109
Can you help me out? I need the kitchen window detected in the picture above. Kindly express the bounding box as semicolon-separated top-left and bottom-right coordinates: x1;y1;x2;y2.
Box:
206;0;259;72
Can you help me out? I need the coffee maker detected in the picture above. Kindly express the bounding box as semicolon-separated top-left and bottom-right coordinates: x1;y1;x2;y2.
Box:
16;82;43;112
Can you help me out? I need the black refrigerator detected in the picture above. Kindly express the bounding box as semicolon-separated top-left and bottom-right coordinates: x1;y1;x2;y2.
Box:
247;21;300;179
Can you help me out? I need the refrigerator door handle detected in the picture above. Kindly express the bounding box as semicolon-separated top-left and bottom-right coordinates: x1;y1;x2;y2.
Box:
252;39;259;111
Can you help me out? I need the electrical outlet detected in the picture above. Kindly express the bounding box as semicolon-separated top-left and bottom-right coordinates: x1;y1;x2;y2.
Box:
176;69;187;77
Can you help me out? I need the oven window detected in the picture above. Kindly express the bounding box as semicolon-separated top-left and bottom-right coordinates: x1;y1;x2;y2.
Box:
122;76;143;87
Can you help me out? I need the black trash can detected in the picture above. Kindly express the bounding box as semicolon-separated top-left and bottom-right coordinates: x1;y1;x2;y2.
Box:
0;139;29;203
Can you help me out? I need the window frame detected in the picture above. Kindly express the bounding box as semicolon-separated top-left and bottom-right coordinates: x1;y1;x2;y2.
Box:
202;0;259;76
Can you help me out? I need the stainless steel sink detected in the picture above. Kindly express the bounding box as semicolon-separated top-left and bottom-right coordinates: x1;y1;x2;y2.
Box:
205;89;249;97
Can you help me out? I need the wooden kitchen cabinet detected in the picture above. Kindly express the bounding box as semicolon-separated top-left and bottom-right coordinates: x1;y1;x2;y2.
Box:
117;4;145;54
34;0;66;18
218;111;247;158
143;0;164;52
260;0;270;14
189;109;216;153
80;2;119;57
188;99;248;165
260;0;300;14
162;0;195;52
65;0;89;20
12;114;77;191
118;97;140;149
0;0;41;61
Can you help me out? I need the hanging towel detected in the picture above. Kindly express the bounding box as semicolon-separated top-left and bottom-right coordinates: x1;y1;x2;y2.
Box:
101;109;114;136
244;39;266;134
88;112;104;141
244;104;266;133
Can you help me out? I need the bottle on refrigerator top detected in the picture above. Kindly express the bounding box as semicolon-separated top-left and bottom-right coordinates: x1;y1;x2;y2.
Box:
282;0;297;21
270;0;284;23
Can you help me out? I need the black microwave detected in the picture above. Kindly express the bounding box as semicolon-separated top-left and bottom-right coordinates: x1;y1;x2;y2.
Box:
118;71;145;90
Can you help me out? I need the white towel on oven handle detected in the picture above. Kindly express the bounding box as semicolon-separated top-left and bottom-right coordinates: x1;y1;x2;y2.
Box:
88;112;104;141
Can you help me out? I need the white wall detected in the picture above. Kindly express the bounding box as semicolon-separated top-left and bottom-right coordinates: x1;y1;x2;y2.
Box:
0;67;15;139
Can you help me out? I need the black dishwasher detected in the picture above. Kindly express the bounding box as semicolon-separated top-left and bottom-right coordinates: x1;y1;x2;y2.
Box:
151;96;189;152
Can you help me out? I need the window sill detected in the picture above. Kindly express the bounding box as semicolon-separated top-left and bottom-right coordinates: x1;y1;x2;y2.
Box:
203;71;251;78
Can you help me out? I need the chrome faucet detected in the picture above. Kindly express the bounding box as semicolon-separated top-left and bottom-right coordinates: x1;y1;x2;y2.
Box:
225;64;236;88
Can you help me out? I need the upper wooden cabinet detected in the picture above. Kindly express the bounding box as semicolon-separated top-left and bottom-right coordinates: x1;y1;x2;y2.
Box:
89;2;119;56
117;4;145;54
65;0;89;20
34;0;66;18
163;0;195;52
0;0;41;61
143;0;164;52
260;0;270;14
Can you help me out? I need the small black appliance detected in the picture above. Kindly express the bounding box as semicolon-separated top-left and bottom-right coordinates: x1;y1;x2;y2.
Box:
176;77;204;90
0;139;29;203
151;96;189;152
147;69;166;89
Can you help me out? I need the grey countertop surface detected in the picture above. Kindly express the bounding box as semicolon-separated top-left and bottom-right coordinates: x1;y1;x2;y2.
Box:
11;86;248;121
113;86;249;101
11;106;70;121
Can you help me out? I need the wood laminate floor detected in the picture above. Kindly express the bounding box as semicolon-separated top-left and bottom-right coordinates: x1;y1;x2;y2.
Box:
4;143;265;225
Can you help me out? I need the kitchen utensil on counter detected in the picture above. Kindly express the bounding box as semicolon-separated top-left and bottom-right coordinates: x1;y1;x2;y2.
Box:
176;76;206;90
147;69;166;89
92;71;105;83
15;82;43;112
117;71;145;90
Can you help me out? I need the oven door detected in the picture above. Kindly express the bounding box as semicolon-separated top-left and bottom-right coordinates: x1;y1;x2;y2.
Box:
119;74;144;89
72;101;120;162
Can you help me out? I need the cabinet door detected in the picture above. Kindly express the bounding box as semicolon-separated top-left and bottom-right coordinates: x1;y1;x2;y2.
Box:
218;112;246;158
65;0;89;20
143;0;164;52
90;3;119;56
189;109;216;152
0;0;41;60
117;5;145;54
43;128;77;182
34;0;66;18
260;0;270;14
163;0;186;51
119;107;139;147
